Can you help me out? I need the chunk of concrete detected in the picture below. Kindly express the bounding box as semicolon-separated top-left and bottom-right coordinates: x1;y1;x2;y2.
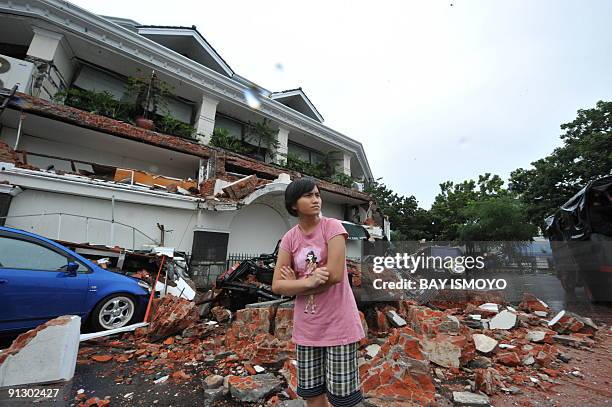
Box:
478;303;499;313
472;334;498;354
385;310;407;327
489;310;517;330
204;374;225;389
452;391;490;406
422;337;462;368
526;330;547;343
366;344;381;359
228;373;283;402
0;316;80;387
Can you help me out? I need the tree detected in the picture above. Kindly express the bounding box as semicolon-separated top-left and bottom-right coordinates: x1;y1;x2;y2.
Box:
429;173;507;240
458;196;537;241
364;178;433;240
510;100;612;228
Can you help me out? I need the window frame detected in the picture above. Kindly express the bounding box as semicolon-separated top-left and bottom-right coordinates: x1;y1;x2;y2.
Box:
287;140;324;165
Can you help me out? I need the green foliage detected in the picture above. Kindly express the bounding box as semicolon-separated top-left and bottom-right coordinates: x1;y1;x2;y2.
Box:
155;115;196;139
364;178;433;240
510;100;612;228
210;128;251;154
278;151;357;188
457;196;538;241
245;118;279;161
54;88;135;122
331;172;355;188
278;152;328;179
429;173;508;240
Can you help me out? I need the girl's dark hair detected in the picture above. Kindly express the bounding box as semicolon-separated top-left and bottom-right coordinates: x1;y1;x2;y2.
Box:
285;177;318;217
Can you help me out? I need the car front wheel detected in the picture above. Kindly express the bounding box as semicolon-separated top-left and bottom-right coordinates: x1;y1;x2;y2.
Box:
90;294;137;331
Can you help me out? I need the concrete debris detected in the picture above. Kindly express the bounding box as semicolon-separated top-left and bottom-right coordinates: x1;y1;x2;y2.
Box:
548;310;599;335
366;344;381;359
227;373;283;402
452;391;490;406
360;328;436;406
0;315;80;387
385;310;407;327
222;174;259;199
79;322;149;342
55;290;604;405
489;310;517;330
519;293;549;313
153;375;169;384
472;334;498;354
422;334;464;368
148;295;200;341
211;306;232;323
553;334;595;347
478;303;500;313
526;330;549;343
203;374;225;389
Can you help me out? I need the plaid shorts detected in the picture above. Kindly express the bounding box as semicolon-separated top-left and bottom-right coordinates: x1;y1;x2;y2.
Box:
296;342;363;407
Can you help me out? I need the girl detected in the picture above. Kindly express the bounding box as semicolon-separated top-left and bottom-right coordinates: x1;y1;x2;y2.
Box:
272;177;365;407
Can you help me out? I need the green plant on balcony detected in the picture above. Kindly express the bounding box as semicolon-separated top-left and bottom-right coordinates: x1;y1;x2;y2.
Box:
278;152;327;179
245;118;280;161
125;70;173;130
331;172;356;188
53;88;135;122
156;115;196;139
210;128;251;154
278;151;357;188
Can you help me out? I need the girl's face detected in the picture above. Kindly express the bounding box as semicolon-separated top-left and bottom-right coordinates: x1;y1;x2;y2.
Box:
294;186;322;217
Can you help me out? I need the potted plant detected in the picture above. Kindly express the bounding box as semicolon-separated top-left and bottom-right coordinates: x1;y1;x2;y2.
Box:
126;70;172;130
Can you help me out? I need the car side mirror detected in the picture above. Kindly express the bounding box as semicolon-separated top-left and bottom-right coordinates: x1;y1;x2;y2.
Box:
65;261;79;276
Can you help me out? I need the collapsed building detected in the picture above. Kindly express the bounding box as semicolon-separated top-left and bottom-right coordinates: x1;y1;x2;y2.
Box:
0;0;389;288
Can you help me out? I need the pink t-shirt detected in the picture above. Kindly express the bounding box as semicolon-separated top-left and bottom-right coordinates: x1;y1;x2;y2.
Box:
279;216;365;346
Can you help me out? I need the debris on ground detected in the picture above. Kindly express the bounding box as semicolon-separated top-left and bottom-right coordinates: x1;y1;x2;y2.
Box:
50;287;607;406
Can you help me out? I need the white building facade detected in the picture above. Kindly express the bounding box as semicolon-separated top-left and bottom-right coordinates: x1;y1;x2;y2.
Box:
0;0;386;286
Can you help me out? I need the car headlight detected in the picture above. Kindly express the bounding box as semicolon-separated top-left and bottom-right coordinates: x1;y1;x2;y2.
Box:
137;280;152;293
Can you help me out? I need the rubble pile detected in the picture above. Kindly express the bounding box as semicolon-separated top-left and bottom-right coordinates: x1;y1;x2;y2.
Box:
71;290;605;406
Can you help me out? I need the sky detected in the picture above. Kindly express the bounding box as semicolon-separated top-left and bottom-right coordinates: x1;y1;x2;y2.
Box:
69;0;612;207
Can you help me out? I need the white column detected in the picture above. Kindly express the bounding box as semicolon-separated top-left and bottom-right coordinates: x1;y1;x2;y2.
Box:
337;151;351;176
273;126;289;164
26;27;74;100
195;94;219;145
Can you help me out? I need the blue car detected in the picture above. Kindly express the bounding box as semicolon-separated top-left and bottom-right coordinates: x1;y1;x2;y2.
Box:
0;226;150;335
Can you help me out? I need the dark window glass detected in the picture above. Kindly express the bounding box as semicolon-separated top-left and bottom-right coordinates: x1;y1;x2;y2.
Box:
191;231;229;262
0;237;69;271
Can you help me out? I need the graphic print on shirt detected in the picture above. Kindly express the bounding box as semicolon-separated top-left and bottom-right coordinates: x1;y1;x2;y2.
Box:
299;248;320;315
296;247;321;277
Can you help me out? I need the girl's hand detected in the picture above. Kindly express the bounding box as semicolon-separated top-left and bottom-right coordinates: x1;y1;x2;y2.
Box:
306;267;329;288
280;266;296;280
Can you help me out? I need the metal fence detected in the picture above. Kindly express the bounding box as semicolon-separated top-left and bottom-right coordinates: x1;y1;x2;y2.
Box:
226;252;260;270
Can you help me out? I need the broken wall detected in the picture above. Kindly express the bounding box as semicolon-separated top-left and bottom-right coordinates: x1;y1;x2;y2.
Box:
0;124;199;180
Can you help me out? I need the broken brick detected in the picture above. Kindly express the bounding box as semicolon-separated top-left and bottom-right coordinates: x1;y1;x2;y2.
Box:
148;295;200;341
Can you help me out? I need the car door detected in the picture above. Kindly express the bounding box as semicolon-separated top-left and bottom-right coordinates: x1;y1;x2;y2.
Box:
0;234;89;332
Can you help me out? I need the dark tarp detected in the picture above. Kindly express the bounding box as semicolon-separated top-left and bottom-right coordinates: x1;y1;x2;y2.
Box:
545;175;612;241
341;221;370;240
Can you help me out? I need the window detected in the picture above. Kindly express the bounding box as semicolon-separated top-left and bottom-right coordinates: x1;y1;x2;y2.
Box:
214;115;244;141
0;237;69;271
191;231;229;263
288;141;324;165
